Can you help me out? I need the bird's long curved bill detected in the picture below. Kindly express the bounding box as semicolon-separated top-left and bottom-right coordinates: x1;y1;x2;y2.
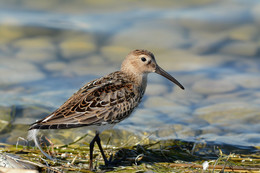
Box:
155;66;185;90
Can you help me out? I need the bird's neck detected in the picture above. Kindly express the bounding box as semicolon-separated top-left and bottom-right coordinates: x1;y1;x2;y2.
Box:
121;70;148;90
129;72;148;98
140;73;148;91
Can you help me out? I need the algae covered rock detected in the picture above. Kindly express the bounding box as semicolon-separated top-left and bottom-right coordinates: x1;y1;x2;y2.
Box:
0;106;13;133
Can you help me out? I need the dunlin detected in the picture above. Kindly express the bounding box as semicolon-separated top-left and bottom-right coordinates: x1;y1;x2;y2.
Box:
28;49;184;170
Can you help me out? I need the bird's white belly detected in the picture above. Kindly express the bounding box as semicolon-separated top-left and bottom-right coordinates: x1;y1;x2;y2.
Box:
87;123;115;134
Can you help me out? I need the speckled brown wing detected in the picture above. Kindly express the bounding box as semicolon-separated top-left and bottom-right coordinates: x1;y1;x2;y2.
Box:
29;71;142;130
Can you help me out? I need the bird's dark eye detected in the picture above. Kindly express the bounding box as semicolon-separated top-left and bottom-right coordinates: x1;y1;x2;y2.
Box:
141;57;146;62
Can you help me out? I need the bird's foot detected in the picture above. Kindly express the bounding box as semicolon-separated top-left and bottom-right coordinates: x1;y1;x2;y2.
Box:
99;154;125;170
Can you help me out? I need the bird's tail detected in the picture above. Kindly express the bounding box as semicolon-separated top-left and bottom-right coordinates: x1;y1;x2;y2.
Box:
27;129;55;161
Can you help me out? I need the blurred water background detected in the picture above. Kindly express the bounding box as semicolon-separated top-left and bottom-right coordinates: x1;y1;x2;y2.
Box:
0;0;259;154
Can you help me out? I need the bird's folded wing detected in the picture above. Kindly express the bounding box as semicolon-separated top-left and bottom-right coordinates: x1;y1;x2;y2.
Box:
29;76;138;130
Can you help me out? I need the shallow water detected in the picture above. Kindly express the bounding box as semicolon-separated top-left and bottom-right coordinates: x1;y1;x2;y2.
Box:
0;0;260;154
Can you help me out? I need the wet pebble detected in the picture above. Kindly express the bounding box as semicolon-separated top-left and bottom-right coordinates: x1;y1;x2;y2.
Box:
233;59;260;73
190;33;230;54
192;78;237;94
108;21;188;51
44;61;67;73
154;124;196;140
177;4;248;32
16;49;54;63
0;26;23;44
199;125;224;137
13;36;55;62
228;24;259;41
201;133;260;146
221;74;260;89
0;106;12;133
45;54;115;76
69;55;113;75
157;50;226;72
59;34;96;59
205;90;256;105
101;45;131;63
219;41;258;57
156;103;191;118
194;102;260;124
0;58;45;85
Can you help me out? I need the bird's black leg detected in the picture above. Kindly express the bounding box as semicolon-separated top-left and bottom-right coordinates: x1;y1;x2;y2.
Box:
89;135;97;170
95;134;109;166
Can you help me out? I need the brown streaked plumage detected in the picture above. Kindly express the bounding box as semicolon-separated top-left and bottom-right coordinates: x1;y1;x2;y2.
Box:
28;49;184;170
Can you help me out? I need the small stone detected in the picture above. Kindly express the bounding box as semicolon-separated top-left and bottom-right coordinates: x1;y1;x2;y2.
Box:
155;124;196;139
233;59;260;73
199;125;223;136
206;90;253;105
156;50;227;72
108;21;188;51
158;105;190;116
222;74;260;89
62;58;118;77
13;37;55;62
190;33;230;54
0;106;12;133
177;4;248;32
192;78;237;94
15;49;54;63
59;35;96;59
229;24;258;41
101;46;131;63
194;102;260;124
44;61;67;72
219;41;258;57
0;57;45;85
52;57;116;76
84;54;106;66
68;55;112;75
13;36;53;49
0;26;23;44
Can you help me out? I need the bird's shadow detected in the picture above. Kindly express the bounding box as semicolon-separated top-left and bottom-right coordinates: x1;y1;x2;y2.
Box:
97;140;203;171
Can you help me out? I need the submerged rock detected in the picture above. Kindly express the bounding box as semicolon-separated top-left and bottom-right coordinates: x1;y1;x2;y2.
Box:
0;106;12;133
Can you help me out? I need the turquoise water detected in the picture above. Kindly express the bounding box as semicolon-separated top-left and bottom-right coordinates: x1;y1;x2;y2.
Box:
0;0;259;154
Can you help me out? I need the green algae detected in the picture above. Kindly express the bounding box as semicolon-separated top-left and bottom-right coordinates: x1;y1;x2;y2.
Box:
0;106;14;134
1;134;259;173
